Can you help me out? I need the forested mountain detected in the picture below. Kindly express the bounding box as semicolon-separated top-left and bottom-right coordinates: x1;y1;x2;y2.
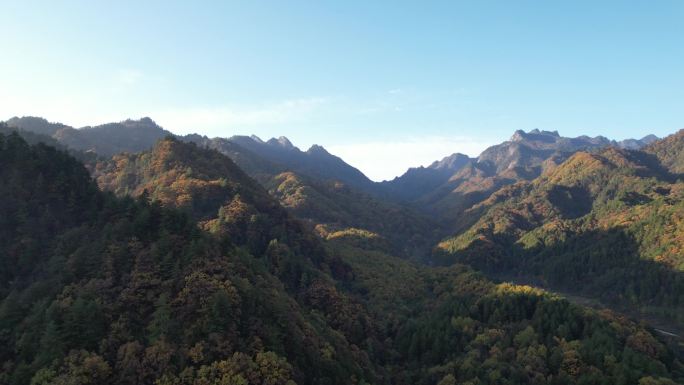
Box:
183;134;442;259
0;131;378;385
4;117;71;137
436;141;684;328
263;171;439;258
0;122;64;149
378;153;472;202
222;135;377;192
5;117;657;220
6;117;376;193
620;135;660;150
6;116;171;156
5;119;440;255
646;129;684;174
2;131;682;384
400;130;659;225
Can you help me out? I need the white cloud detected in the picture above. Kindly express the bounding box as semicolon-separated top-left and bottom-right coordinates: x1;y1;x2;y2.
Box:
151;98;327;136
327;135;495;182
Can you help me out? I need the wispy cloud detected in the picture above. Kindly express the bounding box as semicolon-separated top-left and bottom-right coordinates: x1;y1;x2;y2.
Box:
152;98;327;135
327;135;495;182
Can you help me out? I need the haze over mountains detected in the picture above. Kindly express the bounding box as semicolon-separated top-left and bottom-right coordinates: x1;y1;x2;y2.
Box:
4;116;658;191
2;115;684;384
5;116;661;225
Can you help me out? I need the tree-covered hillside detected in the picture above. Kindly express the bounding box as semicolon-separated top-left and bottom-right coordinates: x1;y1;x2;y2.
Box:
327;236;684;385
1;132;682;385
0;132;378;385
6;116;170;156
265;171;440;258
405;129;657;226
647;129;684;175
184;135;442;259
436;144;684;327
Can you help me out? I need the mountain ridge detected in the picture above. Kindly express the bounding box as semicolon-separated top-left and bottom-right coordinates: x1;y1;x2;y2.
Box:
6;116;171;156
3;130;682;384
4;116;660;194
435;137;684;328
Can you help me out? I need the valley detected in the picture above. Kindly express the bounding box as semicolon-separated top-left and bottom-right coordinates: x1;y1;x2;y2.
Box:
4;3;683;384
1;118;684;384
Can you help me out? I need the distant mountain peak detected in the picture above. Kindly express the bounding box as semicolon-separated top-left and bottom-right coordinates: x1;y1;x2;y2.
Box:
118;117;160;128
267;136;295;150
8;116;50;124
138;116;156;124
510;130;526;141
645;129;684;173
221;134;374;190
510;129;560;143
6;116;71;136
429;153;471;170
306;144;330;155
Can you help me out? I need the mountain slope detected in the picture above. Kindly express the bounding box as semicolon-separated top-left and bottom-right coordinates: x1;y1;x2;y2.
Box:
7;116;661;225
3;119;441;260
92;137;349;274
327;235;684;385
265;171;440;258
6;116;171;156
185;135;441;259
0;132;380;385
412;129;658;226
2;132;683;385
183;134;288;183
225;135;376;192
5;118;374;192
5;116;70;136
646;129;684;174
436;143;684;326
378;153;472;202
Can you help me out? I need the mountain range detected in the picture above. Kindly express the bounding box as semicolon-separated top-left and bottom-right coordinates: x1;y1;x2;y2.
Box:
4;117;658;201
2;116;683;384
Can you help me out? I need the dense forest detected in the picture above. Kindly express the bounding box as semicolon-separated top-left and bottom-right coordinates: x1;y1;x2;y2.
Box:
1;130;683;384
436;146;684;327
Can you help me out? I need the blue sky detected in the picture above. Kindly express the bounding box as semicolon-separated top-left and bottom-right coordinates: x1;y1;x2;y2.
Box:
1;1;683;180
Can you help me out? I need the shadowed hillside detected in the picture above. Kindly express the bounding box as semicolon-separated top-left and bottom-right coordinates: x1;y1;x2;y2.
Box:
6;116;171;156
3;132;682;384
647;129;684;174
0;132;384;385
186;134;442;259
406;130;658;225
436;142;684;326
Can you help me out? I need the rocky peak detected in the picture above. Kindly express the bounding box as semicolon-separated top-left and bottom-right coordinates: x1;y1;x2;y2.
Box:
119;117;161;129
267;136;295;150
306;144;330;155
429;153;471;171
138;117;156;125
510;130;527;142
510;129;561;144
